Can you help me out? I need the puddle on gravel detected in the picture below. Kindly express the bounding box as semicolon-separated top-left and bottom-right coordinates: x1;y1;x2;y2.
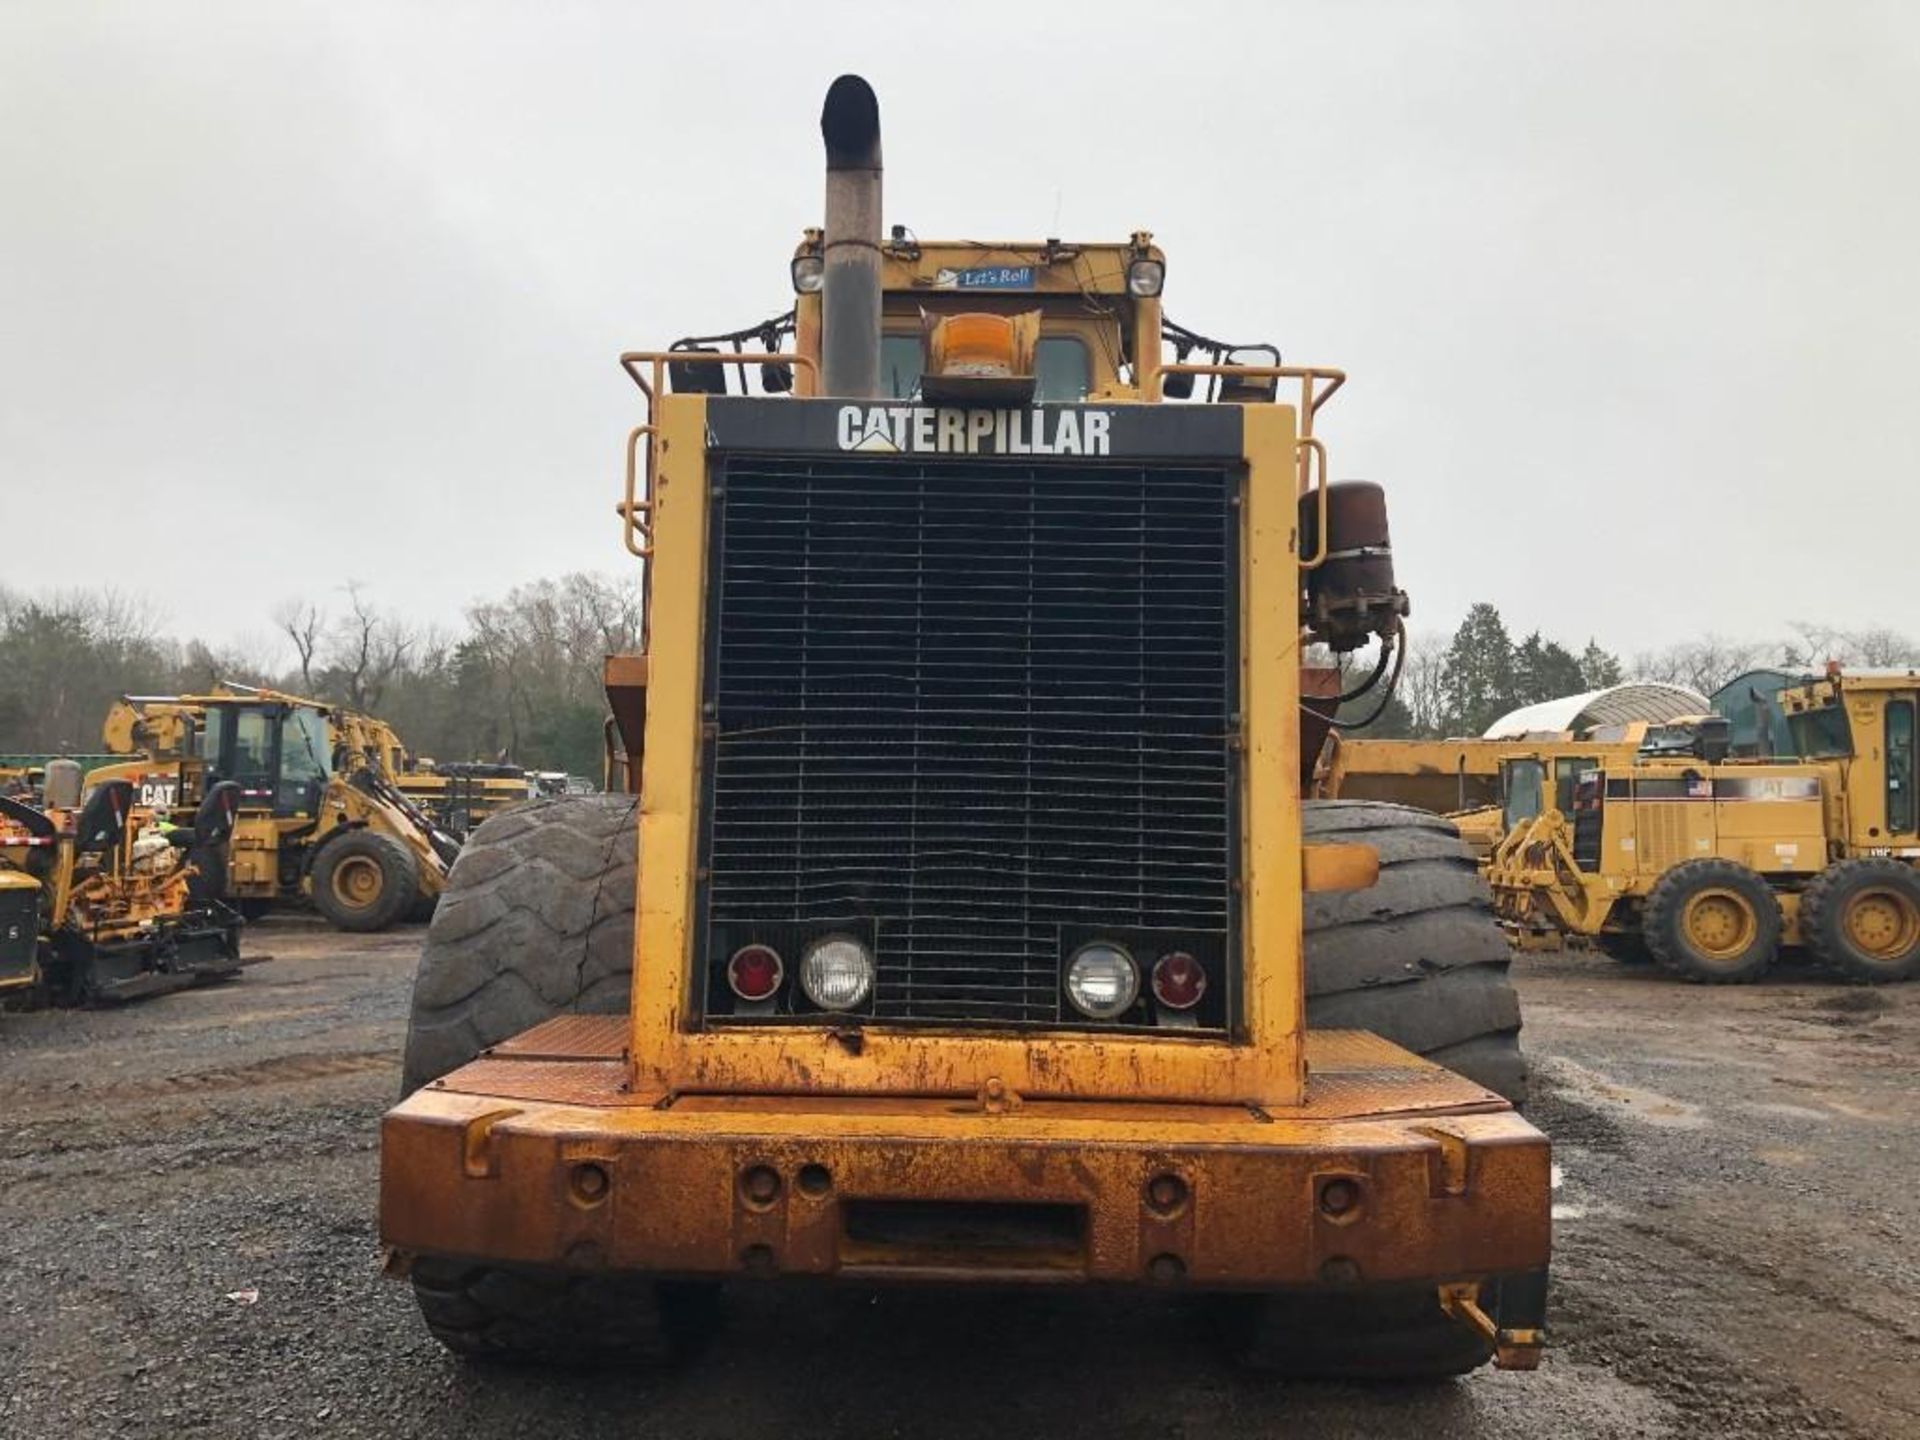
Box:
1548;1154;1616;1223
1810;989;1892;1018
1539;1057;1708;1130
1742;1101;1831;1123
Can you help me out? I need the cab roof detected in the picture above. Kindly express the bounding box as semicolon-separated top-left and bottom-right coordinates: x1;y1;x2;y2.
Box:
799;231;1161;299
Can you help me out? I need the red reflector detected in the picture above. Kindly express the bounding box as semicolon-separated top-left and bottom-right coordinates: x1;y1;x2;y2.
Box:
1151;951;1207;1010
727;943;784;1001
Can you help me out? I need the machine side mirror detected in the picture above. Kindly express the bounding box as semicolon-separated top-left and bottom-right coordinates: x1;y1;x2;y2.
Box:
759;361;794;394
1217;373;1279;404
668;347;729;395
1160;370;1195;400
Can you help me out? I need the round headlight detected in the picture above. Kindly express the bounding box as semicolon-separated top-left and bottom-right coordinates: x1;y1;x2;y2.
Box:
1065;942;1139;1019
790;254;825;294
1126;258;1165;298
799;935;874;1011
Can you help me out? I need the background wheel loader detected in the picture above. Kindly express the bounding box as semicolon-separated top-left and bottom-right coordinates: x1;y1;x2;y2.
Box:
102;687;461;932
380;75;1550;1380
0;758;243;1005
1489;667;1920;983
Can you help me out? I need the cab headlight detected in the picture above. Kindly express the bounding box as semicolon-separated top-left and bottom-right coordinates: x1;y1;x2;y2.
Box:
1126;258;1165;298
791;254;825;294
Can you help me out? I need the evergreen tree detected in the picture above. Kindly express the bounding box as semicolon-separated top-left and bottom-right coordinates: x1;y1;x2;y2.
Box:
1512;631;1588;703
1437;603;1519;736
1579;639;1624;689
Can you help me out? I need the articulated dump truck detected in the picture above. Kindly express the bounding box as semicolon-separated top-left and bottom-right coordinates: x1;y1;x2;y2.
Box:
380;76;1550;1378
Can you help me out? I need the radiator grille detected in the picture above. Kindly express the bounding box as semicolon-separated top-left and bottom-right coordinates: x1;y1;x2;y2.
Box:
701;453;1238;1028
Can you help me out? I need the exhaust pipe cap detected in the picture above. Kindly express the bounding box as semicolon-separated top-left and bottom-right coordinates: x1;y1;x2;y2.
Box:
822;74;881;169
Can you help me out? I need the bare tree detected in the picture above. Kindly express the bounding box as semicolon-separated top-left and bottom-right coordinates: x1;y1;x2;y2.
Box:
321;582;414;712
1780;620;1920;671
273;598;326;692
1851;628;1920;667
1629;635;1768;696
1395;631;1452;737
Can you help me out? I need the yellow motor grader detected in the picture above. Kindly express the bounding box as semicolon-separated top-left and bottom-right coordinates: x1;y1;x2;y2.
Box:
379;76;1549;1379
0;759;244;1004
102;688;460;931
1489;668;1920;982
1312;731;1658;862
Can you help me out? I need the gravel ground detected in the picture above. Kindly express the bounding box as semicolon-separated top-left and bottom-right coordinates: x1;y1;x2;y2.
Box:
2;918;1916;1439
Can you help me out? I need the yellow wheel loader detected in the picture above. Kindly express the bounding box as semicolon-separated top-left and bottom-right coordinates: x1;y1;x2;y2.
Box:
0;759;243;1005
1489;668;1920;983
309;704;534;838
102;688;460;932
391;762;534;839
379;76;1550;1379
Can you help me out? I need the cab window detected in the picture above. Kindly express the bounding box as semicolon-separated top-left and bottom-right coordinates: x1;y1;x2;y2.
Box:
230;709;275;800
1033;337;1090;402
1553;757;1596;814
278;707;332;815
880;336;921;400
199;708;226;764
1887;699;1915;834
1503;759;1545;832
1789;703;1852;759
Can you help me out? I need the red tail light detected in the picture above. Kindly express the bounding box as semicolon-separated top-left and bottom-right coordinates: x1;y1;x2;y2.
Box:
727;944;784;1002
1150;951;1207;1010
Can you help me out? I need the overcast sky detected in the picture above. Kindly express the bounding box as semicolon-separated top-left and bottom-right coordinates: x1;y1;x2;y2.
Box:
3;1;1916;665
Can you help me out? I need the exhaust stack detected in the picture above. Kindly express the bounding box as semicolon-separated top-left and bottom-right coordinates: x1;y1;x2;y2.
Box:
820;75;883;399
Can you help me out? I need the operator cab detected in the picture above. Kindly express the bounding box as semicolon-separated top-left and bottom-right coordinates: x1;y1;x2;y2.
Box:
199;700;333;818
663;229;1283;405
1780;668;1920;844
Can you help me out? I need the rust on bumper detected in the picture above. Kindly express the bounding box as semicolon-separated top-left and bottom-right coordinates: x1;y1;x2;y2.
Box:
382;1019;1549;1293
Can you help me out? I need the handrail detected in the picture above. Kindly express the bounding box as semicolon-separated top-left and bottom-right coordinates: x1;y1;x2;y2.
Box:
619;349;817;400
1296;436;1330;570
616;350;819;649
620;424;656;560
1149;363;1347;436
1153;363;1347;548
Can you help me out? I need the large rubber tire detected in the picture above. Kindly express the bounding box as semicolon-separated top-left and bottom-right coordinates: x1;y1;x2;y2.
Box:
1595;932;1654;965
1801;858;1920;983
401;793;637;1096
1641;858;1780;984
1220;1283;1496;1380
400;795;681;1363
409;1256;709;1365
405;891;439;926
310;831;419;933
1303;800;1527;1106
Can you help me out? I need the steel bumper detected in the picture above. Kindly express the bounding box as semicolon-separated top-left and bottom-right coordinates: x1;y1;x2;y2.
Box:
381;1024;1550;1298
